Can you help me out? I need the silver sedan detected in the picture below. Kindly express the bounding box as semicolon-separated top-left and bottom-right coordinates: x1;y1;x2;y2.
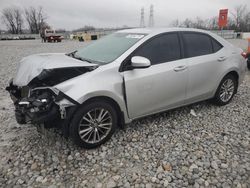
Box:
6;28;247;148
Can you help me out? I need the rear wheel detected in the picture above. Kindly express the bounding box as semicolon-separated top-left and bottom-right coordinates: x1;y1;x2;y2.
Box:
70;100;117;148
213;74;237;106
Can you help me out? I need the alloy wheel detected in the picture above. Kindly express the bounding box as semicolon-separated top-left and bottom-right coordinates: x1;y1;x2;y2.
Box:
219;78;235;103
78;108;112;144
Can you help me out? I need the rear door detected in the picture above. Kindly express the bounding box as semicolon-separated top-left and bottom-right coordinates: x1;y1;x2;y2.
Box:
123;32;188;119
181;32;225;102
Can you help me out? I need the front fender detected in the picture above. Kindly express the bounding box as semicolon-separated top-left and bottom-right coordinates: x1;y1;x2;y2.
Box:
54;67;131;123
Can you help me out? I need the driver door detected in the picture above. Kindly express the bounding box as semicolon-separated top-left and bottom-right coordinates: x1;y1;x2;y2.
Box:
122;32;188;119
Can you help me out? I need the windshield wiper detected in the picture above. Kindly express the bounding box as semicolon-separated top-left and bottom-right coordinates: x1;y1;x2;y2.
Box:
66;50;77;57
74;56;93;64
67;51;93;64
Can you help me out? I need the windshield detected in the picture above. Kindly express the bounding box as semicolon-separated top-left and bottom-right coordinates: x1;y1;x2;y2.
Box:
74;33;145;65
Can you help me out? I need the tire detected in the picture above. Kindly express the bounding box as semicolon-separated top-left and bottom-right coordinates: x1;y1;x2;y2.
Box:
69;100;118;149
247;60;250;69
212;74;238;106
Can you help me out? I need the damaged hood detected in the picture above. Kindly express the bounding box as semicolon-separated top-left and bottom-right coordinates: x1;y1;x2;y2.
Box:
13;53;96;86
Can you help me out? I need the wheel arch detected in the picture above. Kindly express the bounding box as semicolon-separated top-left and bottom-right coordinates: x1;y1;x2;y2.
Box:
213;69;240;96
224;70;239;89
211;70;239;105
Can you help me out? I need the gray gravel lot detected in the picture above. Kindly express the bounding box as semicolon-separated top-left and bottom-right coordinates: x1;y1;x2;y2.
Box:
0;39;249;188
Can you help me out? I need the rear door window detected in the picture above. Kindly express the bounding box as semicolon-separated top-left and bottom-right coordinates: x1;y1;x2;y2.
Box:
182;32;213;58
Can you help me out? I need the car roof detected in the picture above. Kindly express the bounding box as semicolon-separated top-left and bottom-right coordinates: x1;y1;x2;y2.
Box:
117;27;211;35
117;27;232;48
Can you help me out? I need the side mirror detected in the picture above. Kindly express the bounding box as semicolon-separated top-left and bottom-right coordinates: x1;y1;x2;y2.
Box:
131;56;151;69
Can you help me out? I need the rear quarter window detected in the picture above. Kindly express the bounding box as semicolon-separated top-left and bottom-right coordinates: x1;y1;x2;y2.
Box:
211;38;223;52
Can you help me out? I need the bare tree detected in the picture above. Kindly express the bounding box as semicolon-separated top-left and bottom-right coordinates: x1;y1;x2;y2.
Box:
207;16;219;30
170;19;180;27
231;5;247;31
181;18;193;28
243;11;250;31
192;17;207;29
1;6;23;34
73;25;96;32
25;6;47;34
170;4;250;32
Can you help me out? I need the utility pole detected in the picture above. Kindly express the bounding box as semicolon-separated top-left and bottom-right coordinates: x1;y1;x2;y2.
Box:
140;7;145;28
148;5;154;27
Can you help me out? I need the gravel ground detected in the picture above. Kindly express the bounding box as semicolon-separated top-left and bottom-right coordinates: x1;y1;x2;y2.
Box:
0;39;249;188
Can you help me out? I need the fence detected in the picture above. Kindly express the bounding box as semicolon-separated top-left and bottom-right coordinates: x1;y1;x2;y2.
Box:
0;33;70;40
0;29;239;40
211;30;237;39
241;32;250;39
0;34;39;40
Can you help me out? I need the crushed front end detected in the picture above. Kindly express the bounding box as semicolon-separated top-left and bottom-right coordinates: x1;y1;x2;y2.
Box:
6;81;72;125
6;53;97;127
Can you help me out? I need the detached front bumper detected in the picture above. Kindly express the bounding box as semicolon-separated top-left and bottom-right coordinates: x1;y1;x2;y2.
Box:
6;81;76;125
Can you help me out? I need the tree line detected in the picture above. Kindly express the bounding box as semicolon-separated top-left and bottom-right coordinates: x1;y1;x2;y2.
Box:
1;6;49;34
1;4;250;34
170;5;250;32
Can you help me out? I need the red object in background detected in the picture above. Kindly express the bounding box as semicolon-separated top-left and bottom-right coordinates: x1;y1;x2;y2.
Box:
218;9;228;28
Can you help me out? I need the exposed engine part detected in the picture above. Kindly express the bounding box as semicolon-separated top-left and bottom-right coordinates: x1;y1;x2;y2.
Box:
19;101;30;105
59;106;66;119
28;66;96;87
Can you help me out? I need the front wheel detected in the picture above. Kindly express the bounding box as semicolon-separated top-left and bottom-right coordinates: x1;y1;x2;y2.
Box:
212;74;237;106
70;100;118;149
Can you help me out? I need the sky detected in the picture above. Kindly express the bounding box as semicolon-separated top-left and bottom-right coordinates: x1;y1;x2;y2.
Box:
0;0;249;30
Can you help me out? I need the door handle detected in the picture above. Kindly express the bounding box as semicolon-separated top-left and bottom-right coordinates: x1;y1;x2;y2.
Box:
217;56;227;61
174;65;187;72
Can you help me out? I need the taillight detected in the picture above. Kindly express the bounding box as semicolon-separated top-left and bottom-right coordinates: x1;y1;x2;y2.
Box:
241;52;247;59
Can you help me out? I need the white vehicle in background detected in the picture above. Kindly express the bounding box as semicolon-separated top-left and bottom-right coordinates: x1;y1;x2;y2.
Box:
42;29;63;42
6;28;247;148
